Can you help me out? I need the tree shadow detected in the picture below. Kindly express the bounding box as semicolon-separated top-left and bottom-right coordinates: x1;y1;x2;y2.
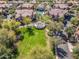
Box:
64;14;74;21
12;45;19;59
57;47;67;58
15;31;24;41
60;33;68;42
26;27;35;36
51;44;56;55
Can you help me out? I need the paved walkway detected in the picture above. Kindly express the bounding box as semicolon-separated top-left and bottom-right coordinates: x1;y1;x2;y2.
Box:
67;42;74;52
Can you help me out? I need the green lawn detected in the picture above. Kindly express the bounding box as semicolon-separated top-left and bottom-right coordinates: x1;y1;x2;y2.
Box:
17;27;46;59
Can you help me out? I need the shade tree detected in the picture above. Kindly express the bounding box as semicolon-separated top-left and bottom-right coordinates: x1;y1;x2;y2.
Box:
70;17;79;26
47;21;64;36
22;17;32;25
0;28;18;59
73;47;79;59
2;20;21;30
40;15;52;24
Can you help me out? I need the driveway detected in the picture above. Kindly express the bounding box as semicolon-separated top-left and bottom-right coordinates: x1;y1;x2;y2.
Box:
56;42;73;59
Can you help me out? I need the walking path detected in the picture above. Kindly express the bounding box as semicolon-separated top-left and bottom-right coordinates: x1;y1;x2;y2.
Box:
45;29;59;59
45;29;52;50
67;42;74;52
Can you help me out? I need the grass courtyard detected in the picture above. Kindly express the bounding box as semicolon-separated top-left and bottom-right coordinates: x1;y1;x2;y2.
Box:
17;27;47;59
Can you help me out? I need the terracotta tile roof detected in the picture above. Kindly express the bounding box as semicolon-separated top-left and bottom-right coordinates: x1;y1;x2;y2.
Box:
0;4;6;8
37;4;45;9
17;3;34;9
22;3;33;8
16;9;33;17
0;4;12;8
75;27;79;36
0;1;6;4
75;30;79;36
30;0;36;3
49;8;68;17
54;4;69;9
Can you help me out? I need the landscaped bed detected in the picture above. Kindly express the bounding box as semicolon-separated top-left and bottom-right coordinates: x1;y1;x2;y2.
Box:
17;27;47;59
